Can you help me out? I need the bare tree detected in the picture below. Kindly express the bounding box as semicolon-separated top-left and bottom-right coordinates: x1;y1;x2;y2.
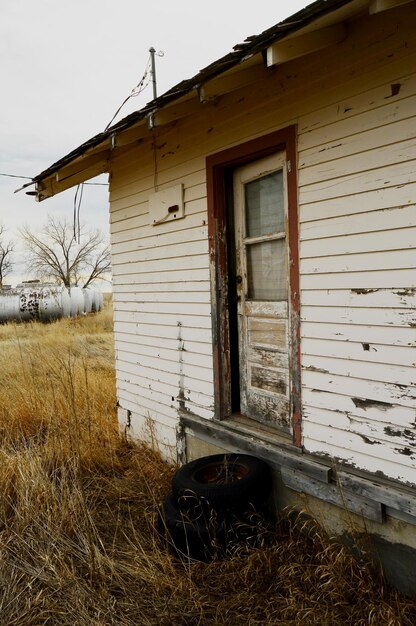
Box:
21;216;111;288
0;225;14;288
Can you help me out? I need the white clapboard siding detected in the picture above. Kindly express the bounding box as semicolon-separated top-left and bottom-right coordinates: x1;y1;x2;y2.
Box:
118;377;214;415
303;406;415;448
112;253;209;276
300;268;415;290
303;422;415;465
112;268;209;286
304;437;416;485
302;355;415;387
118;406;178;459
115;340;213;371
117;380;214;422
301;228;416;258
299;94;416;154
113;310;212;329
300;205;415;240
300;321;415;347
113;283;211;302
300;161;416;204
112;239;209;266
302;388;414;426
302;369;416;409
115;348;214;384
299;111;416;168
301;288;416;309
299;137;416;188
301;249;416;274
114;301;212;317
116;378;214;421
113;321;213;344
116;360;213;397
115;332;213;356
111;214;207;249
300;306;415;327
112;281;210;295
301;183;416;222
301;338;415;367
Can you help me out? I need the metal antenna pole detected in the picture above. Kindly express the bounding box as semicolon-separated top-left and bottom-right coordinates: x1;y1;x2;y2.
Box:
149;47;157;100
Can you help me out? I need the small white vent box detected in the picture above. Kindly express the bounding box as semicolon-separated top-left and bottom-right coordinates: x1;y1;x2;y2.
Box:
149;184;184;226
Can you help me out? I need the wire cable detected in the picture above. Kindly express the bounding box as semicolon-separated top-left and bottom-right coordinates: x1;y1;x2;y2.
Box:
73;183;84;242
105;55;152;131
0;172;32;180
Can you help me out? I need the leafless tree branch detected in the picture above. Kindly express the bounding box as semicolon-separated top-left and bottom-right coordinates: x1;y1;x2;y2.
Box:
20;216;112;288
0;225;14;288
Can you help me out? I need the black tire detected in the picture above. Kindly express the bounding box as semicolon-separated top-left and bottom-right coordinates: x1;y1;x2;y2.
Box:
171;453;272;513
156;493;219;562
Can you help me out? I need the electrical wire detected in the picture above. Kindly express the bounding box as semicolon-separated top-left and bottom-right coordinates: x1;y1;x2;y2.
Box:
2;172;107;186
0;172;32;180
104;55;152;131
73;183;84;242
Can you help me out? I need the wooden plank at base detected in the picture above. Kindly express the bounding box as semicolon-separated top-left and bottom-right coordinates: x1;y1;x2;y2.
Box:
338;471;416;518
180;413;331;483
281;467;384;523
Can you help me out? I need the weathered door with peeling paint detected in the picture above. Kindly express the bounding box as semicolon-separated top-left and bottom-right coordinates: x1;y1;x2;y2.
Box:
234;154;290;430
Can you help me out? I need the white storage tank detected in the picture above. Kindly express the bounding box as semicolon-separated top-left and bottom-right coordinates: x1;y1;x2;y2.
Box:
0;291;21;322
82;288;93;314
91;289;101;313
18;287;42;321
98;290;104;311
69;287;84;317
61;287;71;318
39;286;70;320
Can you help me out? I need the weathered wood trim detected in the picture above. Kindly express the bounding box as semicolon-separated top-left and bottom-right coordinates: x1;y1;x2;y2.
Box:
267;23;347;66
206;126;302;445
181;413;330;482
37;159;109;201
338;471;416;517
281;467;385;523
199;60;267;102
369;0;414;14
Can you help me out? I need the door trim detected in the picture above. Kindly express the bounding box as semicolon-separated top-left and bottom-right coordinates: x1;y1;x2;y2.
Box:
206;126;301;447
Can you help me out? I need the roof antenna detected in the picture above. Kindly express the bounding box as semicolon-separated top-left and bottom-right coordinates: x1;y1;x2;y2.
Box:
149;47;158;100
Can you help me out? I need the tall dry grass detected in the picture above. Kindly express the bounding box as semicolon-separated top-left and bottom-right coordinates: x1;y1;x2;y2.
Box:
0;302;415;625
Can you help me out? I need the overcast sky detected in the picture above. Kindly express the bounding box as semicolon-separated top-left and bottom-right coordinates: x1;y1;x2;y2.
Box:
0;0;307;285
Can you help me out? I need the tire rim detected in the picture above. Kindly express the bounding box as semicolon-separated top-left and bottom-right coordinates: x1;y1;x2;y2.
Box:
193;460;249;485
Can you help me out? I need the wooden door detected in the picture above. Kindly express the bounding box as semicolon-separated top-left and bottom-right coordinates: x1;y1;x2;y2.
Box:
233;153;290;431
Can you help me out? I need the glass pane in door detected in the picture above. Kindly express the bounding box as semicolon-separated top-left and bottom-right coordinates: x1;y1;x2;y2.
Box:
246;239;287;301
245;170;284;237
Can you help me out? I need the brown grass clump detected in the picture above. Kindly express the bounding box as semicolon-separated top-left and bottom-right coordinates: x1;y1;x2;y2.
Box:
0;302;415;625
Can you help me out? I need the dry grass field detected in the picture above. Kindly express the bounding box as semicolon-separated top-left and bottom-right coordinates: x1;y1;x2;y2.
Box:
0;301;415;625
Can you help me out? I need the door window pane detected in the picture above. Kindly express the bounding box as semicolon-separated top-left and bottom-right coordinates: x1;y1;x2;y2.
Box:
247;239;287;301
245;170;284;237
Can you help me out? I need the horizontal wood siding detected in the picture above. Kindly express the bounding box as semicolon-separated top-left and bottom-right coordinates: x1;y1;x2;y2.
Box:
297;5;416;485
110;147;214;442
109;3;416;479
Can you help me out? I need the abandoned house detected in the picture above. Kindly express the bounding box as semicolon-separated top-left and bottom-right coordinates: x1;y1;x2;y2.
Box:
30;0;416;595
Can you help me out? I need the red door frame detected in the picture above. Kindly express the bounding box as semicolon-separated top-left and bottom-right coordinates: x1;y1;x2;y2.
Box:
206;125;302;447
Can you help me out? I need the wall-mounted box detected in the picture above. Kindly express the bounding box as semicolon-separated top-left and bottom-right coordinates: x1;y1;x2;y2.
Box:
149;184;184;226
